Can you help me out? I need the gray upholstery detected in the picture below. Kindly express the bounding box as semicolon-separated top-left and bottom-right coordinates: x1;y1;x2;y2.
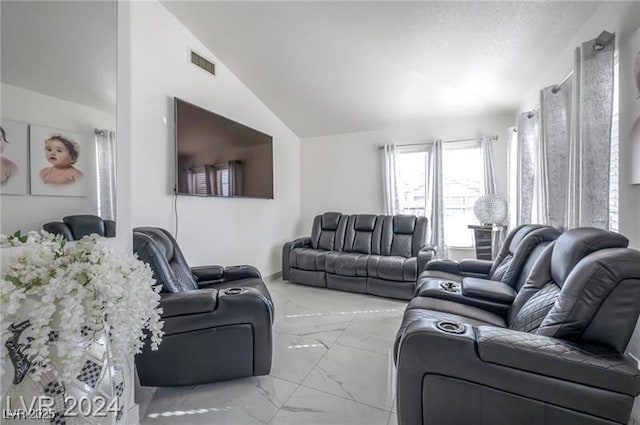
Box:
421;225;560;288
133;227;274;386
283;212;434;300
414;226;561;314
394;228;640;425
43;214;116;240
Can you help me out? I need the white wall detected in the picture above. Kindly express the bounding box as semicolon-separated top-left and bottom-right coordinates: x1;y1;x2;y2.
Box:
619;27;640;252
0;83;116;234
619;24;640;409
299;113;514;259
129;1;300;275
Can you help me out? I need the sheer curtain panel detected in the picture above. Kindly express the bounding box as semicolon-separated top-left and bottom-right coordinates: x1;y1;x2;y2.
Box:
567;36;615;229
539;81;572;229
428;139;445;258
516;111;539;225
95;129;116;220
382;144;399;215
481;135;497;195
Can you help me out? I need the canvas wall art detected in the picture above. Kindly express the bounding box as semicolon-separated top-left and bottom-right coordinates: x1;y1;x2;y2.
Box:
0;118;29;195
29;125;89;197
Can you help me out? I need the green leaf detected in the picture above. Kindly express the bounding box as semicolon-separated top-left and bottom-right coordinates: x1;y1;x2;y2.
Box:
6;275;24;287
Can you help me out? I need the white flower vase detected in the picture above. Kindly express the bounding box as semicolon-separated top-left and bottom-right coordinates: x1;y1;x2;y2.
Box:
3;321;131;425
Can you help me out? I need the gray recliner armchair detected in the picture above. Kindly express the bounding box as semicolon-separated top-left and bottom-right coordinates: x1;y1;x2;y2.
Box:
133;227;273;386
394;228;640;425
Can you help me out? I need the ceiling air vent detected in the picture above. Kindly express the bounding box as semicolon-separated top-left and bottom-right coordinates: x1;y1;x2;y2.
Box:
190;50;216;76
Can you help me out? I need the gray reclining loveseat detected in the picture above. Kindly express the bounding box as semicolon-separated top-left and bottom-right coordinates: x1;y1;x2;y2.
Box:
394;228;640;425
283;212;435;300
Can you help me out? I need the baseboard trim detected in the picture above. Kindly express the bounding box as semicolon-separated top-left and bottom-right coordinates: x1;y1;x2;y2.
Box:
264;271;283;282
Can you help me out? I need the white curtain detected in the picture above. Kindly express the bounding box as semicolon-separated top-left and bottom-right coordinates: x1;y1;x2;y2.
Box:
382;144;400;215
428;139;445;258
539;81;572;229
515;111;539;225
94;129;116;220
567;36;615;229
481;136;497;195
513;34;615;230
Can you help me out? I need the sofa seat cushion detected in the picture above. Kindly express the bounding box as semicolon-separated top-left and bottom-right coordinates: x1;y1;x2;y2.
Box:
325;252;369;277
367;255;417;281
289;248;330;271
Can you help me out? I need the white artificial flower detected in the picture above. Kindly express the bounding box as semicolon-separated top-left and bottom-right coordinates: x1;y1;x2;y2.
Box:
0;232;164;381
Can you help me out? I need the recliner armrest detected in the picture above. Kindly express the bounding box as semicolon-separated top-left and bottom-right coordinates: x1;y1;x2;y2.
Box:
396;318;636;424
284;237;312;251
459;259;493;277
222;265;262;280
417;246;438;272
196;265;262;288
191;265;224;282
462;278;516;304
425;259;461;274
476;327;640;396
282;237;312;280
159;289;218;318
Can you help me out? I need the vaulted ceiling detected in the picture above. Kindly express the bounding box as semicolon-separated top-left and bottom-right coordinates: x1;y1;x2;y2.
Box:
162;1;602;137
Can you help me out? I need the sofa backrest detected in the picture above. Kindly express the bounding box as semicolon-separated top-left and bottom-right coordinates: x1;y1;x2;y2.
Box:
310;212;428;257
133;227;199;293
310;212;348;251
43;214;116;240
539;247;640;353
378;215;428;257
490;226;561;289
507;228;632;351
489;224;548;280
344;214;379;254
340;214;427;257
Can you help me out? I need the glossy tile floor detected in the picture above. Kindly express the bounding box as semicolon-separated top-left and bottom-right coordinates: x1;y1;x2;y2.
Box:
137;278;406;425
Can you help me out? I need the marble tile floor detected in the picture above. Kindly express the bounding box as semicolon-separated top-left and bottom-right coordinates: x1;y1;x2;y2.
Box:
138;278;406;425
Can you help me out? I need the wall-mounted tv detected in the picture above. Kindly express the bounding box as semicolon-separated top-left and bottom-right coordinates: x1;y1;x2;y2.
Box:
174;98;274;199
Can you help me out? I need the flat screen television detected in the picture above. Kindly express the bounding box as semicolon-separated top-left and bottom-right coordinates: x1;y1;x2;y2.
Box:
174;97;274;199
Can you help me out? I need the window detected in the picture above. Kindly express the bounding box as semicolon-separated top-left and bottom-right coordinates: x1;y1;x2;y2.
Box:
216;167;230;197
395;147;430;217
392;141;485;248
442;142;484;247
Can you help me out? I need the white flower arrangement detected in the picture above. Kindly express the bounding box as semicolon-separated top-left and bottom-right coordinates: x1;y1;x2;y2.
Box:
0;231;164;382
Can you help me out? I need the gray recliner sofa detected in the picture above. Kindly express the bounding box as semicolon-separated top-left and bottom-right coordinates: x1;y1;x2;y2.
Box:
283;212;435;300
394;227;640;425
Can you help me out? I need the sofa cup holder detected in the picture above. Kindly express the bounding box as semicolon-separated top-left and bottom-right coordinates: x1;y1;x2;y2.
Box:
439;281;460;293
224;287;246;296
436;321;466;334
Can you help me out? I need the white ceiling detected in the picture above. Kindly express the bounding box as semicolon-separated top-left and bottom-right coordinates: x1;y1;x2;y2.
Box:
162;1;602;138
1;1;117;114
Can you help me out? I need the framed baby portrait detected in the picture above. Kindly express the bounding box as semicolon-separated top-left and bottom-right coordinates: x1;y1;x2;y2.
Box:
29;125;89;197
0;118;29;195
